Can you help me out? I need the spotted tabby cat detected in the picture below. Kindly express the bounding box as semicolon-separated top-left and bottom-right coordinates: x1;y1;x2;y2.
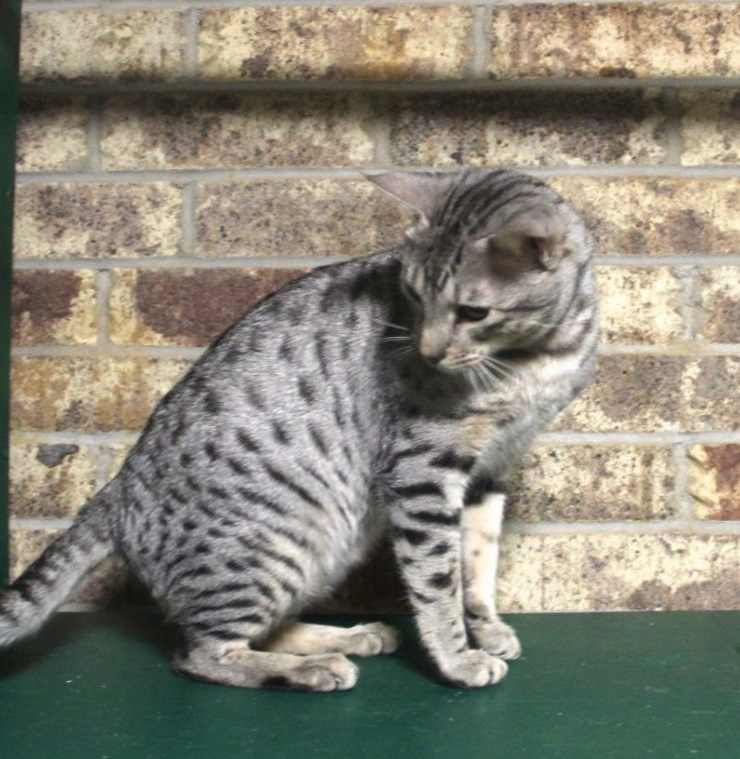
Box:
0;169;598;691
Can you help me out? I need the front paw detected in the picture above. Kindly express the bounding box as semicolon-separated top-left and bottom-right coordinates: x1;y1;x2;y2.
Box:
439;649;508;688
468;618;522;660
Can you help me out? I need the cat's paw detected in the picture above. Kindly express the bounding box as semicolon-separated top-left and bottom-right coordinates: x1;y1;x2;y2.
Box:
293;654;360;692
346;622;402;656
439;649;508;688
469;619;522;660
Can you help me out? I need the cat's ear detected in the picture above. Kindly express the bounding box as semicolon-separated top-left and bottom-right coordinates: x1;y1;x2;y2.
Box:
476;211;567;271
363;171;445;222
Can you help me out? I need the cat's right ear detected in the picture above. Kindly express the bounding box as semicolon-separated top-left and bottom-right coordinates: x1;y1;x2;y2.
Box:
363;171;444;223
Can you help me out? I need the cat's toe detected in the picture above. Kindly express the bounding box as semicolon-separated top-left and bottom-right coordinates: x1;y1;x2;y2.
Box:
297;654;360;692
347;622;402;656
472;620;522;660
440;649;508;688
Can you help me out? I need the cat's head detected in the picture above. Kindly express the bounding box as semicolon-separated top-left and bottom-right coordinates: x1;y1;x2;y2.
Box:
367;169;592;373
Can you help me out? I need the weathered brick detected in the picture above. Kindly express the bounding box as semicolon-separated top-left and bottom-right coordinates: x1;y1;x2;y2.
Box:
10;356;191;432
13;183;182;260
555;356;740;433
100;94;376;171
490;4;740;79
680;90;740;166
199;6;473;81
20;10;186;84
686;358;740;431
196;179;412;259
510;445;675;521
9;437;98;519
10;529;60;582
689;444;740;520
535;534;740;611
388;90;668;167
497;534;545;612
108;268;306;347
694;266;740;343
549;177;740;256
12;269;97;346
596;266;684;345
16;96;89;173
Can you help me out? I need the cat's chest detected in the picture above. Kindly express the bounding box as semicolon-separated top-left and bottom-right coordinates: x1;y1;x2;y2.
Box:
457;389;526;456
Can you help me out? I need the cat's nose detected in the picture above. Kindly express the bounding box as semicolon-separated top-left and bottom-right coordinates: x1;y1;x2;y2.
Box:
419;328;449;365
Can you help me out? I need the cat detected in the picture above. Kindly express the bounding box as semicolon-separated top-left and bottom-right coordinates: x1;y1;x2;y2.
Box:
0;169;598;691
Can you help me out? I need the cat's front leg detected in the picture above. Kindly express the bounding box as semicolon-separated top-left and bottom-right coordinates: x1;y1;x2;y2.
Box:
389;478;508;688
461;475;521;660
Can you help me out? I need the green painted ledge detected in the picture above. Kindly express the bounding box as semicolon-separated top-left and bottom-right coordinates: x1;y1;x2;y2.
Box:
1;611;738;759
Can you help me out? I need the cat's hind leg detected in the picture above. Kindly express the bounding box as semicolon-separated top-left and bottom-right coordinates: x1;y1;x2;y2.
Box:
173;638;359;692
263;621;401;657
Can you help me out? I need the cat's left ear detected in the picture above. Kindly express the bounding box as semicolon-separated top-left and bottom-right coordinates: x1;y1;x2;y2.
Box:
363;171;445;222
476;212;567;271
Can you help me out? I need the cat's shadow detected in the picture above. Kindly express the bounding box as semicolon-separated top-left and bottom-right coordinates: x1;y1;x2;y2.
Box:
0;611;436;686
0;608;175;680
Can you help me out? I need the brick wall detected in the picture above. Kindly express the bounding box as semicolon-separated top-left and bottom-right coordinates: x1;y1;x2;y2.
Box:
10;2;740;612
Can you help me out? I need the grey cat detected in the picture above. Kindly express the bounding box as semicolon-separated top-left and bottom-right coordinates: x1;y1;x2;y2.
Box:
0;169;598;691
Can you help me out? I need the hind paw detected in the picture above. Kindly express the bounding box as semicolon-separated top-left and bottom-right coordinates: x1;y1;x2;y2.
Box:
290;654;360;692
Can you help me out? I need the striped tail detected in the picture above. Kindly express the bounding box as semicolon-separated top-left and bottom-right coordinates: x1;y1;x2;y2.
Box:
0;494;113;646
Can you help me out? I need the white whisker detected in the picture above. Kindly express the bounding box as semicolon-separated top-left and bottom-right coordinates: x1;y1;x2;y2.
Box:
372;318;410;333
481;355;517;382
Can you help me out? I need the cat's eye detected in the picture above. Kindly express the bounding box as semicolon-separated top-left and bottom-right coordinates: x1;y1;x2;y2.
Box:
456;305;490;323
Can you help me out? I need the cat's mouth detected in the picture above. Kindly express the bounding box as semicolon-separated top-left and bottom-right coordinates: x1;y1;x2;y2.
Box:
425;352;518;391
424;353;483;373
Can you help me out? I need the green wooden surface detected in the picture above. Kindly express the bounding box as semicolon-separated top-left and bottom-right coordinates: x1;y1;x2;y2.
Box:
0;612;738;759
0;0;22;585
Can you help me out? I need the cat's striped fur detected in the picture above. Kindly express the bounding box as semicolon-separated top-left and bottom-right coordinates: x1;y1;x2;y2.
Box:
0;169;598;691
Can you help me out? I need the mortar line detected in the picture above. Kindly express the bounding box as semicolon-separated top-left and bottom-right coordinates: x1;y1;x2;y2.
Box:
12;345;204;359
505;520;740;536
538;431;740;445
598;343;740;356
180;182;197;256
11;254;740;271
662;86;684;167
95;269;112;349
681;263;700;341
183;8;200;79
16;165;740;184
10;431;141;445
361;91;391;167
672;441;696;523
471;5;492;79
86;94;103;172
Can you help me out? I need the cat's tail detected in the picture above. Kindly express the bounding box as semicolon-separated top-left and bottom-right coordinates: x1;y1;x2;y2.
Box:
0;490;115;647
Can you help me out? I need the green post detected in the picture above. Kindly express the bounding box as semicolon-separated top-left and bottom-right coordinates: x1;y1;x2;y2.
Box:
0;0;22;586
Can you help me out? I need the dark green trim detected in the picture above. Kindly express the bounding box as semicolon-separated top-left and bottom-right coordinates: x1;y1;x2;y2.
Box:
0;0;22;586
1;612;739;758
